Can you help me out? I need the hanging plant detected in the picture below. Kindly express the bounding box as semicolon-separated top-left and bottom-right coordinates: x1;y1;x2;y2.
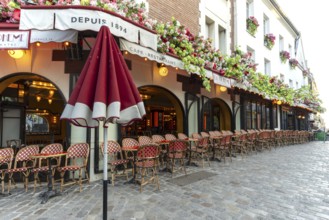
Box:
289;58;299;69
279;50;290;64
246;16;259;36
264;33;276;50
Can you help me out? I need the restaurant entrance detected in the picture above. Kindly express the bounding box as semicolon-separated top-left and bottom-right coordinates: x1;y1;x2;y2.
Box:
120;85;184;138
0;73;67;148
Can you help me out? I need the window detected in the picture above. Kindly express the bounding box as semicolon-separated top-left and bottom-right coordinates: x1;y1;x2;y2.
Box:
218;25;226;54
246;0;254;18
205;16;215;48
247;46;255;62
296;81;299;89
264;59;271;76
263;14;269;35
288;44;292;56
289;79;293;88
26;114;49;133
279;35;284;51
280;74;285;82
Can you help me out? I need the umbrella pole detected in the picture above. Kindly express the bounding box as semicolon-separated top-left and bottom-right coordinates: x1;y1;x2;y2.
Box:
103;127;108;220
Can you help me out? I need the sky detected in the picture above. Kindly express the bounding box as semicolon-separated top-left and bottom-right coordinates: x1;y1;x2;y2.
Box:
276;0;329;128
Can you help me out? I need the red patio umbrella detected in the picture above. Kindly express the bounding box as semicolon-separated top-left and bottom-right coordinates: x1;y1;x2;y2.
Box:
60;25;145;220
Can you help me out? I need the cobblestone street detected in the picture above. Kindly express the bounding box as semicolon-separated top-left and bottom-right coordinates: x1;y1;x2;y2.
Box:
1;141;329;220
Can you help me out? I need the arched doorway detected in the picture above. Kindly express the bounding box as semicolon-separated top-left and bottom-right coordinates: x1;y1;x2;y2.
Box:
120;85;184;137
0;73;67;147
202;97;232;131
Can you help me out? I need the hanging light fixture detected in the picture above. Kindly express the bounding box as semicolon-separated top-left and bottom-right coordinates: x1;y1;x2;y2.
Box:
49;90;54;97
36;96;41;102
7;50;26;59
48;99;53;104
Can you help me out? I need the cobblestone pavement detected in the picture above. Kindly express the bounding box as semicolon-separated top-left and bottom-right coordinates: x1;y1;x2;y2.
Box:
1;141;329;220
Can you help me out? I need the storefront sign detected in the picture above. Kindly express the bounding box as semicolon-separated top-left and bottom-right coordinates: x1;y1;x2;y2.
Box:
120;39;184;69
19;7;157;50
213;74;231;88
120;39;214;79
0;30;30;49
30;30;78;43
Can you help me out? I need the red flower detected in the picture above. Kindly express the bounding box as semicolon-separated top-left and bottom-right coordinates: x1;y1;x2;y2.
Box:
13;9;21;21
243;71;249;76
219;69;225;76
213;63;217;69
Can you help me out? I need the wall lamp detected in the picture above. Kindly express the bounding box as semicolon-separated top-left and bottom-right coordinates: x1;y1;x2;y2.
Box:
158;63;168;77
7;50;26;59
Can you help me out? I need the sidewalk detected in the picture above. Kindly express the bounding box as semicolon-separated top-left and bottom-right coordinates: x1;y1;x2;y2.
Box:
1;141;329;220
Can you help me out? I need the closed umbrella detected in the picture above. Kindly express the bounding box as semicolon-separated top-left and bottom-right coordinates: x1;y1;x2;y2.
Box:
61;25;146;220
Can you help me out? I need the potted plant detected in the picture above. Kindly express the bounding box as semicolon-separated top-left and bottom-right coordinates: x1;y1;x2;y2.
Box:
246;16;259;36
289;58;299;69
264;33;276;49
279;50;290;63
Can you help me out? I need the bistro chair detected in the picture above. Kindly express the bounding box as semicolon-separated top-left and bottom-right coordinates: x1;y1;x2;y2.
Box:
166;140;188;177
0;148;14;194
100;141;129;186
57;143;89;192
138;136;153;145
165;134;177;141
152;135;167;167
32;143;63;192
191;133;210;168
135;144;161;192
177;133;188;140
122;138;140;174
7;145;40;193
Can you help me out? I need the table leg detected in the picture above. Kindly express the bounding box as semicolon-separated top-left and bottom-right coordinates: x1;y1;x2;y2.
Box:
39;158;62;204
124;152;137;184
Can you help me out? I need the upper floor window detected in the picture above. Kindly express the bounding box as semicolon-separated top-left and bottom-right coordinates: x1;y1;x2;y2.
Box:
247;46;255;62
289;79;293;88
264;59;271;76
288;44;292;56
279;35;284;51
205;16;215;48
218;25;226;54
263;14;269;35
280;74;285;82
246;0;254;18
296;81;299;89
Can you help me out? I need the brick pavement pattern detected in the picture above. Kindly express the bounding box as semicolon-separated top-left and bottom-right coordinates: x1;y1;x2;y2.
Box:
1;141;329;220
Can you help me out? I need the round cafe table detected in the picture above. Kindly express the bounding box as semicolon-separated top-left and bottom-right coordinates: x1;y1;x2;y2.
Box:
31;152;67;204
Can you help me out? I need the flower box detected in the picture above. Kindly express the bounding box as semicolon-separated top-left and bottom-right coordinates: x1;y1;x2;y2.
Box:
289;58;299;69
246;16;259;36
279;50;290;63
264;33;275;50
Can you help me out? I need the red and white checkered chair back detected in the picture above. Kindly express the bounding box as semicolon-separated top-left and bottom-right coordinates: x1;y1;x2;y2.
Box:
67;143;89;159
41;143;63;154
138;136;152;145
152;135;165;143
122;138;139;148
137;144;160;159
200;132;210;138
169;140;188;153
165;134;177;141
15;145;39;162
0;148;14;164
178;133;188;140
100;141;121;154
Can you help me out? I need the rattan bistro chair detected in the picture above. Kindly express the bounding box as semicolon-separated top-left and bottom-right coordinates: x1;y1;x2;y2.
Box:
0;148;14;194
57;143;89;192
32;143;63;192
7;145;39;193
166;140;188;177
135;144;161;192
100;141;129;186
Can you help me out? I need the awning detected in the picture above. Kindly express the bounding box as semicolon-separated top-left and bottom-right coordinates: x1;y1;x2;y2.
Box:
19;6;157;51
